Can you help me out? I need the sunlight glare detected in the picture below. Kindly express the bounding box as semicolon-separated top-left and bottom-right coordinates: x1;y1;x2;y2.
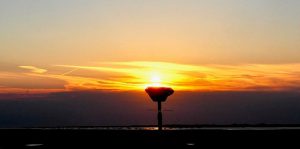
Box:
150;74;161;87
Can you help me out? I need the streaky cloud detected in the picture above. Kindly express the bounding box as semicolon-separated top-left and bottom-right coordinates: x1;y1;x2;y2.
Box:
54;62;300;92
1;62;300;93
19;66;47;74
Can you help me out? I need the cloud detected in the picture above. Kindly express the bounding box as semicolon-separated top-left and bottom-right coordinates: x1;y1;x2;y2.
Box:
19;66;47;74
1;62;300;93
53;62;300;91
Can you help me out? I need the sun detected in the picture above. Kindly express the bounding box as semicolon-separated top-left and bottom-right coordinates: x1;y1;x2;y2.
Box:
150;75;161;87
143;72;165;89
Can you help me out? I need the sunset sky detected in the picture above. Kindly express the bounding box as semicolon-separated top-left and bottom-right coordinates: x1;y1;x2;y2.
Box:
0;0;300;126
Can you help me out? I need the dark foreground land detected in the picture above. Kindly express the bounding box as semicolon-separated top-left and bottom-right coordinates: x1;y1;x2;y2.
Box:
1;127;300;148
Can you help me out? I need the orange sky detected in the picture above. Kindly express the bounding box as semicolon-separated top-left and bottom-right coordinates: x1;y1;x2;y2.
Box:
1;1;300;94
1;61;300;93
1;1;300;65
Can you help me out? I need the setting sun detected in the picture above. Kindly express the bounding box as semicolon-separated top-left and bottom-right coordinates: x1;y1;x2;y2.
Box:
150;74;162;87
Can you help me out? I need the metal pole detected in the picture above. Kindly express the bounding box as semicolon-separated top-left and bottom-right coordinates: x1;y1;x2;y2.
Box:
157;101;162;131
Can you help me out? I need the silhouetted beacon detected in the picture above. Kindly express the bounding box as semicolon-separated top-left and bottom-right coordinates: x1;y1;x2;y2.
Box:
145;87;174;131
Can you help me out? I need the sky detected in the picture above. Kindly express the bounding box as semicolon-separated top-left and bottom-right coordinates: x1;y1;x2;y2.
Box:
0;0;300;127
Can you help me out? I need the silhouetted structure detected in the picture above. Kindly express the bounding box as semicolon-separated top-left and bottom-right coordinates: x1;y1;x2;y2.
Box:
145;87;174;130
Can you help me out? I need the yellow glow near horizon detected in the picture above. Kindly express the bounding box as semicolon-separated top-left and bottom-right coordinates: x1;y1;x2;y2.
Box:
50;62;300;92
2;61;300;93
56;62;194;91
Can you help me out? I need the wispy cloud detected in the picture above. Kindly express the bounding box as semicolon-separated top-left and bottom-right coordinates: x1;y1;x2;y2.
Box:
54;62;300;91
1;62;300;93
19;66;47;74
